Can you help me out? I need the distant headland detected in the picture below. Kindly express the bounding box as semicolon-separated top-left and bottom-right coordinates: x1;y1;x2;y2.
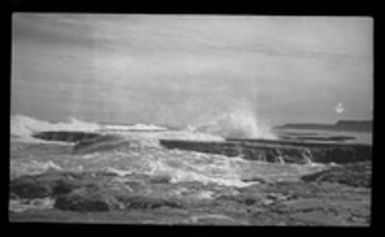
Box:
275;120;372;132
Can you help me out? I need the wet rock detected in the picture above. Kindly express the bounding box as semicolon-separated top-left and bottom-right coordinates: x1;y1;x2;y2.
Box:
54;188;112;212
280;198;327;212
265;193;291;202
73;135;127;154
149;175;171;184
301;162;371;187
11;178;51;199
160;139;371;164
215;192;264;209
241;176;272;184
189;214;240;225
10;172;80;199
117;196;184;209
290;210;342;226
32;131;102;143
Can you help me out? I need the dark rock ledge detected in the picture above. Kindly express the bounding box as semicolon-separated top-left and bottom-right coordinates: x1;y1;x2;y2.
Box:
31;131;126;154
31;131;372;164
160;139;371;164
32;131;102;143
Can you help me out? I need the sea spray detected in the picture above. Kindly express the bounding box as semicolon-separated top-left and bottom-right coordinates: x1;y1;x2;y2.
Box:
10;114;165;140
10;114;101;141
10;160;63;178
191;101;276;139
9;198;55;213
11;114;224;144
144;150;252;187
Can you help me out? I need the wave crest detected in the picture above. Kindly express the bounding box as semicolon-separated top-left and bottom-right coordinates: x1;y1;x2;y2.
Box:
11;114;224;145
145;150;250;187
11;114;101;141
192;106;276;139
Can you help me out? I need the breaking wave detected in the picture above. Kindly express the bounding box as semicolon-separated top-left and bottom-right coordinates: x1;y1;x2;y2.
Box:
102;123;167;131
10;114;225;144
97;148;253;187
145;151;250;187
10;160;63;178
191;106;276;139
10;114;171;136
10;109;276;143
10;109;276;152
10;114;101;142
9;198;55;213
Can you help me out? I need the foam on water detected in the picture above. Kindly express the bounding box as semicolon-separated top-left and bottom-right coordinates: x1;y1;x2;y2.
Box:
77;147;252;187
146;158;248;187
10;114;326;188
10;139;329;188
102;123;167;131
10;160;63;178
132;149;252;187
11;114;101;142
11;114;225;145
9;198;55;213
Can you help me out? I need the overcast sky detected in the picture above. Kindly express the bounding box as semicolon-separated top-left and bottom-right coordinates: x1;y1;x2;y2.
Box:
11;14;373;126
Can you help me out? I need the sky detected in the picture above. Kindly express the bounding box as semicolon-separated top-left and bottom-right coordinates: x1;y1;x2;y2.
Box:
11;14;373;126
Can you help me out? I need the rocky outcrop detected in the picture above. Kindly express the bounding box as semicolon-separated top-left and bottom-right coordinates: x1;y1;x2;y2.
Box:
54;187;113;212
72;135;127;154
10;171;184;213
10;172;82;199
32;131;126;154
9;170;371;225
301;161;371;188
32;131;102;143
275;120;372;132
116;196;183;210
160;139;371;164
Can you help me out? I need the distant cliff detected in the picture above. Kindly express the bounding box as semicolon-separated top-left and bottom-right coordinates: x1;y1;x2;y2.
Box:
275;120;372;132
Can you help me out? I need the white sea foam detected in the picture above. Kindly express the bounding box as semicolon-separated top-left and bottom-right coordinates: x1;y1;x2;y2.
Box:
10;114;101;142
144;150;251;187
190;214;238;224
105;167;133;177
10;160;63;178
9;198;55;213
10;114;224;145
74;145;251;187
103;130;224;149
102;123;167;131
192;103;276;139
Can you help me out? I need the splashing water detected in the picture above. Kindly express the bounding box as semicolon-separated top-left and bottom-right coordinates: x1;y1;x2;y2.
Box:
192;104;276;139
10;114;224;145
10;114;101;141
10;160;63;178
9;198;55;213
301;148;315;166
145;150;251;187
102;123;167;131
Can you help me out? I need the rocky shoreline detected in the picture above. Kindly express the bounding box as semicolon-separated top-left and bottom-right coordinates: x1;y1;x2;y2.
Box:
9;161;371;225
31;131;372;164
10;131;371;225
